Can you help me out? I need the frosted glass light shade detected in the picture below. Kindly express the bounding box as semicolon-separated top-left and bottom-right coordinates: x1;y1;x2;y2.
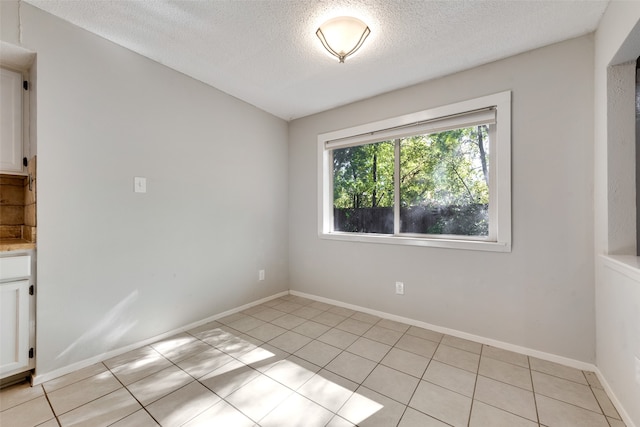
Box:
316;17;371;63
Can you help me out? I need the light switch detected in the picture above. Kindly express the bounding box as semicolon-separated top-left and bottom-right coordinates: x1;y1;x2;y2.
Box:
134;177;147;193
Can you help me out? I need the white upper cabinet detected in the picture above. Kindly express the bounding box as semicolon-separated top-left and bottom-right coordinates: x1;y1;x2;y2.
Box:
0;68;24;173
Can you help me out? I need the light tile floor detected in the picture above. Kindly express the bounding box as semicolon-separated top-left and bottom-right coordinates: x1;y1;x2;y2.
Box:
0;294;626;427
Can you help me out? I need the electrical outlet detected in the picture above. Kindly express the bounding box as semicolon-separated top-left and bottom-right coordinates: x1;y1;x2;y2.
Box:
258;269;265;281
635;356;640;385
395;281;404;295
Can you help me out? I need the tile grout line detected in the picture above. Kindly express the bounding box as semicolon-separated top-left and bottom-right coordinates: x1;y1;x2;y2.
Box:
406;337;439;426
40;383;62;427
584;370;610;422
466;351;543;426
404;339;457;427
527;354;542;426
103;359;163;427
216;299;324;424
108;330;230;426
293;310;376;420
327;315;474;425
292;305;393;423
531;369;621;419
143;331;262;427
408;336;550;426
23;296;624;427
582;368;620;426
345;320;398;410
44;363;132;422
466;345;483;427
230;297;338;425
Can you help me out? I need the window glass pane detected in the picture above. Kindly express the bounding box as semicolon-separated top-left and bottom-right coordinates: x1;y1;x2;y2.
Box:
333;141;395;233
399;126;490;236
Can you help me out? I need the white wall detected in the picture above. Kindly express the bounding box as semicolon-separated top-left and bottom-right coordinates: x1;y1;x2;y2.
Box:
289;36;595;362
2;3;289;377
594;2;640;426
4;8;638;425
0;0;20;46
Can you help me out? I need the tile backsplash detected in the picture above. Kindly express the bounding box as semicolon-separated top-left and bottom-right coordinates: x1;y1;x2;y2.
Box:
0;156;37;244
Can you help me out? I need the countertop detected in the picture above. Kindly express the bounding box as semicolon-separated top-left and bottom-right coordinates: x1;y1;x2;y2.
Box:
0;239;36;252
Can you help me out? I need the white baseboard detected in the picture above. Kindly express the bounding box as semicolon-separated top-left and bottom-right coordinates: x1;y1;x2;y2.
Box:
291;290;638;426
290;290;596;371
31;291;288;386
30;288;635;427
592;367;637;427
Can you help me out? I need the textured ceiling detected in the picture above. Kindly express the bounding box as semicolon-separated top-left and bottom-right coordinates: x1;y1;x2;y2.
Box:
24;0;608;121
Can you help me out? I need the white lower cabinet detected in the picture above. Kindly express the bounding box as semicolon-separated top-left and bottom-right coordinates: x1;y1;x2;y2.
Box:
0;254;34;379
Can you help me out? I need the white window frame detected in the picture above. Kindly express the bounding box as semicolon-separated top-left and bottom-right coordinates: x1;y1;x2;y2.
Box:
318;91;511;252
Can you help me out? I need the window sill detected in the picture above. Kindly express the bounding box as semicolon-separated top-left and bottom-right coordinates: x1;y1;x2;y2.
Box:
601;254;640;283
320;232;511;252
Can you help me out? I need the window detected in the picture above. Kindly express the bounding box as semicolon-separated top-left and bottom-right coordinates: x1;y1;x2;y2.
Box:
318;91;511;252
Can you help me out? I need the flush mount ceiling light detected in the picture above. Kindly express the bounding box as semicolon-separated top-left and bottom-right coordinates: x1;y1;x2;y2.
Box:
316;16;371;63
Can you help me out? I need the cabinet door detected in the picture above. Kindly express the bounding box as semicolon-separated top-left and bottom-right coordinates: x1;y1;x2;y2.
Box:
0;68;24;173
0;280;30;377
